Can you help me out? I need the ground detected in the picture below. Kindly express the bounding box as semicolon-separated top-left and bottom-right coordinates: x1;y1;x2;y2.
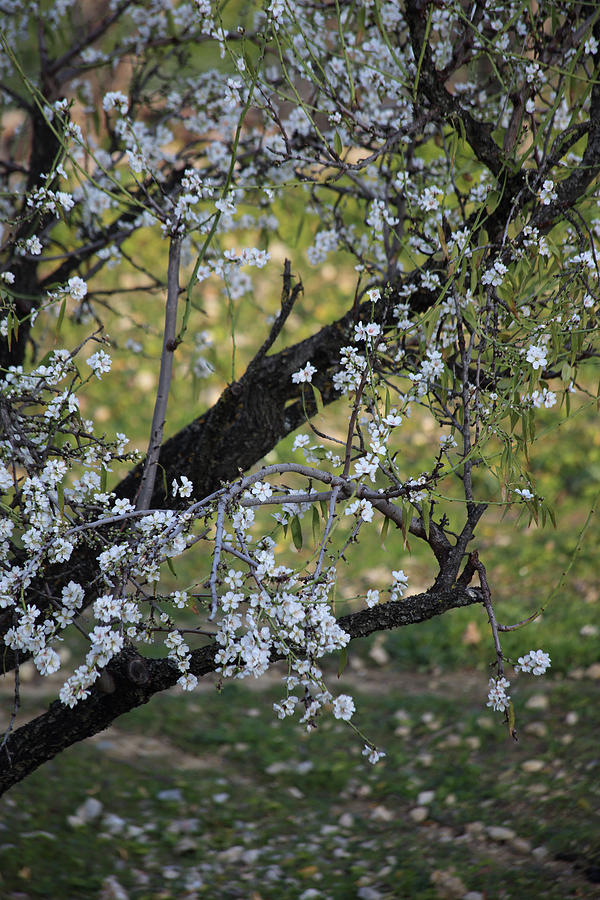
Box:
1;658;599;899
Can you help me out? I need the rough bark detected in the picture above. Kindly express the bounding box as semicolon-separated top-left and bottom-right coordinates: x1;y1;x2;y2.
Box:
0;584;481;795
0;275;439;670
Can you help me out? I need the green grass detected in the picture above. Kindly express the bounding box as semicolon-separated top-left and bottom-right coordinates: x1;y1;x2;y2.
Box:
2;676;599;899
5;10;600;899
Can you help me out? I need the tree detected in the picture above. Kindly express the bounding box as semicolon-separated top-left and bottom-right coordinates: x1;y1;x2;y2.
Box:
0;0;598;794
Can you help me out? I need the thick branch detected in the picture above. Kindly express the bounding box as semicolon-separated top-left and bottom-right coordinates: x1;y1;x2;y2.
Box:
0;584;482;794
404;0;519;185
115;277;435;506
533;34;600;231
0;269;437;670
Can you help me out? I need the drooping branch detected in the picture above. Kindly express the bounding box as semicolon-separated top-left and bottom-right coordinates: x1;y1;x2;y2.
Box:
0;271;438;670
0;583;482;795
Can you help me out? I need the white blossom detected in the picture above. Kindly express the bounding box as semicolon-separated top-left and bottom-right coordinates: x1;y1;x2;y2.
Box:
292;434;310;450
34;646;61;676
251;481;273;501
525;344;547;370
332;694;355;721
515;649;551;675
172;475;194;498
481;259;508;287
514;487;534;501
103;91;129;114
539;179;557;205
291;362;317;384
86;350;112;379
365;589;380;608
67;276;88;301
178;673;198;691
354;321;381;342
487;676;511;712
362;744;386;764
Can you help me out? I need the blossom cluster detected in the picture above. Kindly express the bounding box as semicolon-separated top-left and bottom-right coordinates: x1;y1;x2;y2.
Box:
486;650;552;716
1;0;594;770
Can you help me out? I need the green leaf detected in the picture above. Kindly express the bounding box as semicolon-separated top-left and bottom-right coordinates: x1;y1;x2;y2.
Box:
290;515;303;550
10;310;18;343
337;645;348;678
437;223;449;259
35;350;54;370
470;263;478;294
294;210;305;247
166;556;177;578
380;515;390;546
530;499;539;526
399;502;408;542
461;302;477;331
165;7;177;37
507;699;516;738
447;127;458;164
334;130;343;156
312;384;324;415
178;292;193;342
312;504;320;544
56;296;67;333
100;466;107;493
486;189;501;214
0;501;18;520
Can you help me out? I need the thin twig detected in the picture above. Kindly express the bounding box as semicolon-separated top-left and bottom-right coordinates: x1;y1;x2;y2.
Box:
343;369;369;478
497;611;541;632
314;484;341;580
249;259;303;368
209;499;226;620
474;552;504;678
136;235;182;511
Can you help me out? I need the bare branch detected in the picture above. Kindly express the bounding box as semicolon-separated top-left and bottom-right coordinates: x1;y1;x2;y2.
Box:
135;235;182;511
